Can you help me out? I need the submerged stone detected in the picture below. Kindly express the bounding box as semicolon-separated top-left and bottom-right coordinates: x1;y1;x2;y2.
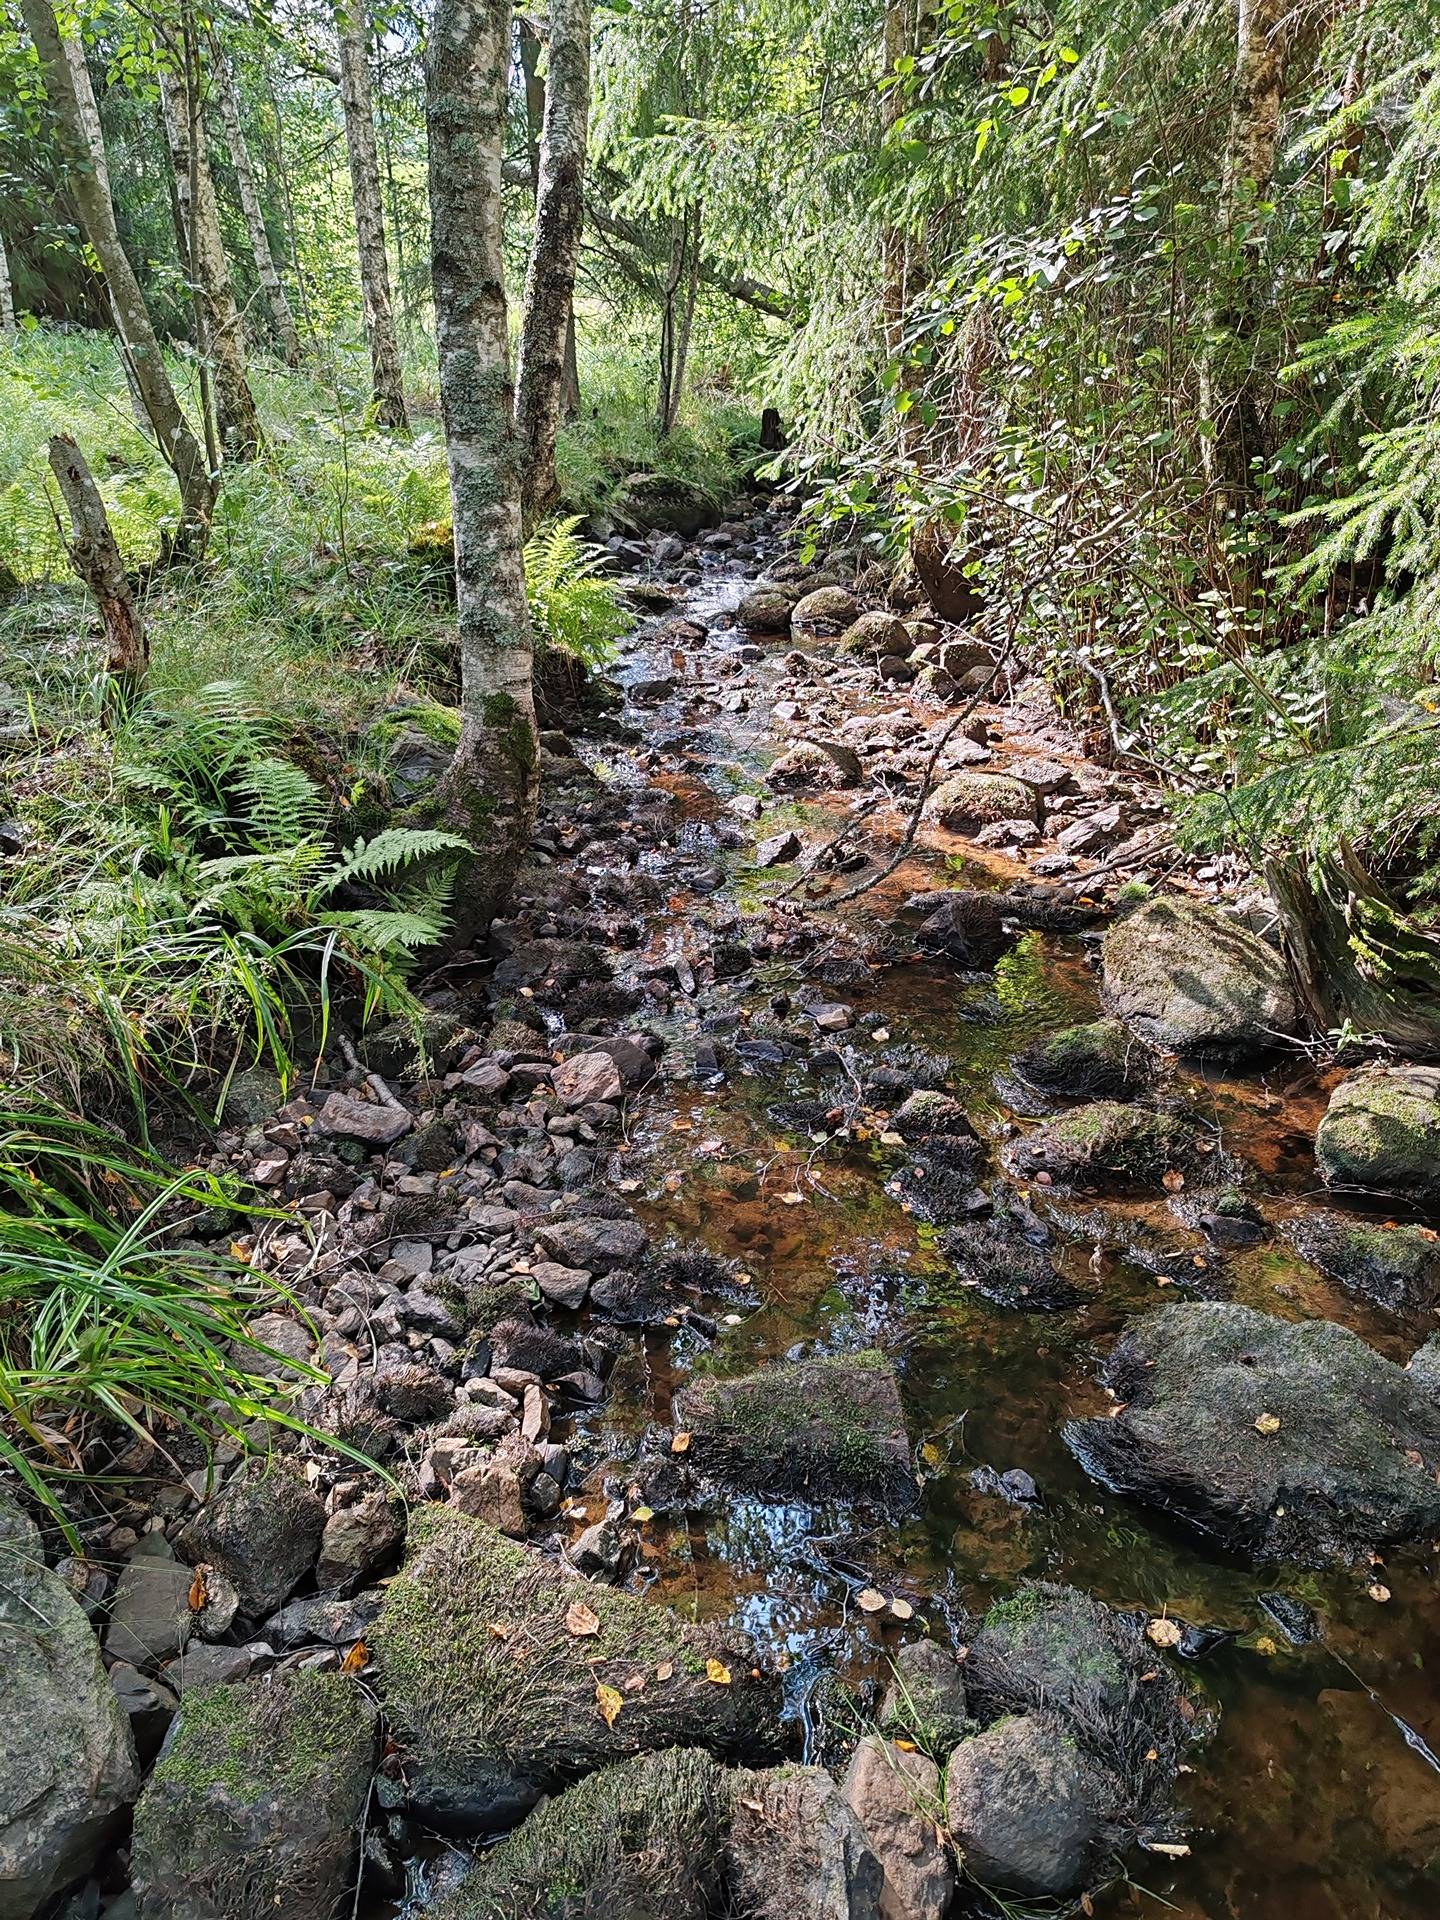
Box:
1286;1210;1440;1315
1101;897;1299;1055
938;1205;1084;1311
1065;1301;1440;1562
672;1349;917;1513
372;1510;780;1830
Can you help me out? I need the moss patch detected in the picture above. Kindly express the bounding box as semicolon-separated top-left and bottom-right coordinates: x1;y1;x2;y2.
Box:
425;1748;728;1920
674;1349;916;1512
372;1511;781;1818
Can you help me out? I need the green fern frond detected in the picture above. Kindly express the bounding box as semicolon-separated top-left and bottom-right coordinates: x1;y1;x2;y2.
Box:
312;827;472;898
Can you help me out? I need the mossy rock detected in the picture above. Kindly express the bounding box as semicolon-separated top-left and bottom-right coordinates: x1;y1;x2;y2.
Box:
880;1639;971;1756
371;1510;782;1830
673;1349;917;1513
791;585;859;631
178;1456;325;1616
131;1671;377;1920
1101;897;1298;1056
944;1714;1108;1900
423;1748;729;1920
1285;1209;1440;1315
1008;1101;1203;1193
1013;1019;1155;1101
937;1208;1084;1312
1314;1065;1440;1205
612;472;722;537
736;587;793;634
931;771;1038;829
1065;1301;1440;1563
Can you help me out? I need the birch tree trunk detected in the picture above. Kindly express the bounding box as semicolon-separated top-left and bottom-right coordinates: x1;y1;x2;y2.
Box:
426;0;538;934
338;0;408;431
0;238;15;335
19;0;215;557
159;44;262;462
514;0;592;531
214;48;302;368
49;433;147;698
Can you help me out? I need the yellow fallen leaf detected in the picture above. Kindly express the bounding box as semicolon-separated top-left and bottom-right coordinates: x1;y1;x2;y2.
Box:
656;1660;675;1681
671;1431;692;1454
779;1191;805;1205
566;1601;601;1637
706;1658;732;1685
1253;1635;1279;1656
1254;1412;1281;1435
1145;1617;1182;1649
856;1587;887;1614
596;1682;624;1727
894;1738;918;1752
889;1597;914;1621
631;1506;655;1523
340;1639;368;1674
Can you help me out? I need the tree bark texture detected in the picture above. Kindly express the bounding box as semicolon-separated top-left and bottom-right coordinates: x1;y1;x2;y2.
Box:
426;0;539;934
159;53;262;462
48;433;148;696
213;48;303;367
515;0;592;530
0;237;15;335
20;0;215;556
338;0;408;430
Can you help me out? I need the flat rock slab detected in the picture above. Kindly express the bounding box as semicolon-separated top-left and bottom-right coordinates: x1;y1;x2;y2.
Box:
673;1349;917;1513
1065;1301;1440;1562
315;1091;412;1145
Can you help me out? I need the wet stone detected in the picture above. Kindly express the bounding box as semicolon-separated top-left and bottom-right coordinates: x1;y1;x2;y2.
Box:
673;1349;917;1513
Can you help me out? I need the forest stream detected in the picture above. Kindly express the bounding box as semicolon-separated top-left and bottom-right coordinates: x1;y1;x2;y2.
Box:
362;502;1440;1916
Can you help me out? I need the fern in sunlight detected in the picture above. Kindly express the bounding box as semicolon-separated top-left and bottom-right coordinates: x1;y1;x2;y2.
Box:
524;514;631;664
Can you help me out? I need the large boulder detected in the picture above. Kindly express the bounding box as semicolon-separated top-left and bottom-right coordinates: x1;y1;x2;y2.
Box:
726;1765;883;1920
371;1509;781;1830
131;1671;377;1920
612;471;721;537
1286;1210;1440;1316
945;1715;1107;1899
673;1350;917;1513
791;586;859;632
1101;897;1299;1055
1065;1301;1440;1561
422;1748;729;1920
842;1735;954;1920
0;1490;139;1919
1314;1065;1440;1205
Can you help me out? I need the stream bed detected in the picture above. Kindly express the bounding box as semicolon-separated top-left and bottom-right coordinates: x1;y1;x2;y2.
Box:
534;516;1440;1920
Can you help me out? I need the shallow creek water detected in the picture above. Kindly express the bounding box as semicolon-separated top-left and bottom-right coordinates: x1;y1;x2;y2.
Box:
458;531;1440;1916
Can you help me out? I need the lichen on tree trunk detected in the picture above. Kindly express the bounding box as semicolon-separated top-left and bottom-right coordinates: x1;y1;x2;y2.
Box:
48;433;147;700
338;0;408;432
159;41;262;463
20;0;215;558
426;0;539;937
213;46;303;369
514;0;592;531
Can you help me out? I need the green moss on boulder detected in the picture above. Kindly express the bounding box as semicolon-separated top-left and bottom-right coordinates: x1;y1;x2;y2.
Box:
673;1349;917;1513
1314;1065;1440;1205
1014;1018;1154;1100
931;771;1037;828
131;1671;376;1920
424;1748;729;1920
1287;1209;1440;1315
1008;1101;1203;1192
371;1510;781;1830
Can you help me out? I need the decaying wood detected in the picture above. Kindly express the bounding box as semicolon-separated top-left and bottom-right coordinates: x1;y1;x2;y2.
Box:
48;433;147;697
